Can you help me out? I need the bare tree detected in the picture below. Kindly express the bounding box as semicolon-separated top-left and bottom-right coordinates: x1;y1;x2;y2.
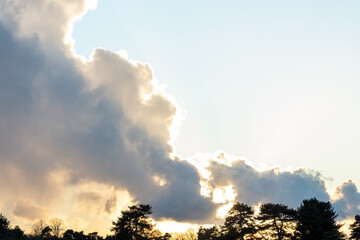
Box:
50;218;64;238
32;220;46;236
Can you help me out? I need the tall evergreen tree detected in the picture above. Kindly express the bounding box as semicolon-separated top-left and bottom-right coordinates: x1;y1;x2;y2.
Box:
350;215;360;240
294;198;344;240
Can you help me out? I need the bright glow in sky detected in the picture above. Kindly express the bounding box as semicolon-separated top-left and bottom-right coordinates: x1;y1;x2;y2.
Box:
73;0;360;188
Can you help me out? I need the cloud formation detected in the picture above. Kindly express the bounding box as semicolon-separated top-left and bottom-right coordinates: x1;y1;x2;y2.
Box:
209;160;329;207
0;0;215;229
0;0;360;234
13;201;47;221
333;181;360;219
190;152;360;221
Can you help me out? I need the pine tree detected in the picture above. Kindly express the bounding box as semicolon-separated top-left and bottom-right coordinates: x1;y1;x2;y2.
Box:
295;198;345;240
350;215;360;240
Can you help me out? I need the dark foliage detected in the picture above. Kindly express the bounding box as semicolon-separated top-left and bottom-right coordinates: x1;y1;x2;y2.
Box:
0;199;351;240
111;204;154;239
111;204;170;240
0;213;11;237
198;225;223;240
350;215;360;240
257;203;297;240
223;203;256;240
294;198;345;240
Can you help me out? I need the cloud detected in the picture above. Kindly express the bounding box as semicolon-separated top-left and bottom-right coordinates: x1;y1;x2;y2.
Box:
13;200;47;221
104;194;117;214
190;152;360;220
1;0;360;234
208;160;329;207
76;192;102;213
333;181;360;220
0;0;97;50
0;0;215;230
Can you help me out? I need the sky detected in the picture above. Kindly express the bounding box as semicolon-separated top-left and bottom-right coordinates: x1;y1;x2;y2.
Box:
72;0;360;187
1;0;360;235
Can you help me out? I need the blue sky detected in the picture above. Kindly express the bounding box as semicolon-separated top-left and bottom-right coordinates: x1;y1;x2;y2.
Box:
73;0;360;187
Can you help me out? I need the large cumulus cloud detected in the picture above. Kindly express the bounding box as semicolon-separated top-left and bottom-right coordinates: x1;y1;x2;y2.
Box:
0;0;216;229
1;0;360;234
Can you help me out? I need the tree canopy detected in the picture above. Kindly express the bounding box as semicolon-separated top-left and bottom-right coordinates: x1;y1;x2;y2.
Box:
0;198;352;240
111;204;170;240
223;203;256;240
350;215;360;240
197;226;223;240
0;213;11;237
257;203;297;240
294;198;345;240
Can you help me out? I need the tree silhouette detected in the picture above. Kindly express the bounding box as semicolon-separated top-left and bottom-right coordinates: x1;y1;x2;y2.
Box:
257;203;296;240
111;204;155;240
294;198;345;240
0;214;26;240
63;229;104;240
7;225;26;240
223;202;256;240
32;220;47;237
50;218;64;238
0;200;356;239
73;230;88;240
198;225;223;240
350;215;360;240
41;226;53;239
0;213;10;237
63;229;75;240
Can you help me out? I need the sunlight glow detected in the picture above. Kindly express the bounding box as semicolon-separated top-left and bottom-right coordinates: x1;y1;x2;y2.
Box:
253;203;262;216
339;218;354;236
156;221;198;234
216;203;233;218
200;181;212;197
213;188;226;203
213;185;237;218
213;185;236;203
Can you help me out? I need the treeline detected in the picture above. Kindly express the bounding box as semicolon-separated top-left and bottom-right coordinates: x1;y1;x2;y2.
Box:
1;198;360;240
198;198;351;240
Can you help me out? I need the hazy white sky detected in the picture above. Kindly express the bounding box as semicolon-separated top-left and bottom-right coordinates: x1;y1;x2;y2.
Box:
73;0;360;188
